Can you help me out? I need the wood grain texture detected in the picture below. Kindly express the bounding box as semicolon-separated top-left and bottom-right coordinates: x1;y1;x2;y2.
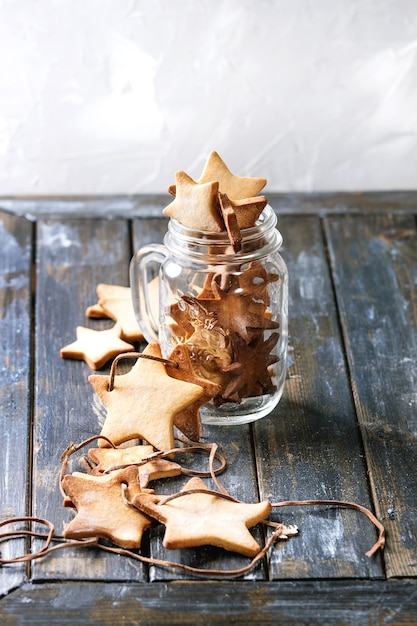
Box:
132;215;169;249
1;191;416;218
31;217;147;582
0;211;33;596
254;215;383;579
1;580;417;625
1;196;416;621
325;213;417;578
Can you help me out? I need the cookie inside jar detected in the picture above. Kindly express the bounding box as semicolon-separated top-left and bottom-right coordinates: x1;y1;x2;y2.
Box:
132;151;288;425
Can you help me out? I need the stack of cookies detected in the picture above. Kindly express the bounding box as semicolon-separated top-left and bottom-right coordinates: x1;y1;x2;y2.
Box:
60;150;281;443
56;152;298;565
162;150;281;408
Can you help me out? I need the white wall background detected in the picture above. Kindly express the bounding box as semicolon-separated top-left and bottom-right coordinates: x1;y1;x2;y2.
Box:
0;0;416;196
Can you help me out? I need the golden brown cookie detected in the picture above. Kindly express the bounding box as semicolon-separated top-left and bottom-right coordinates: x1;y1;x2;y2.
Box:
89;343;205;452
95;284;143;343
85;284;146;342
85;302;108;318
163;171;223;232
197;151;266;201
131;476;271;557
230;196;267;229
62;465;152;549
166;343;222;441
87;444;182;488
169;302;196;342
60;325;135;370
192;282;279;343
218;192;242;252
220;331;279;402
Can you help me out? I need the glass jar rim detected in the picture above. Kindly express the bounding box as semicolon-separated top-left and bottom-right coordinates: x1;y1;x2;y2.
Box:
165;205;282;262
167;204;280;242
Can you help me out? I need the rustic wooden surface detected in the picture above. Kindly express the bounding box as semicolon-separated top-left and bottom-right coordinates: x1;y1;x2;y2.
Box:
0;213;32;595
0;193;416;624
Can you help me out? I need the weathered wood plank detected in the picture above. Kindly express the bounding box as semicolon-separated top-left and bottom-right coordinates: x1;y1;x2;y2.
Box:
1;580;417;625
0;196;168;219
268;191;417;216
131;217;268;581
1;191;416;219
325;213;417;578
2;200;415;614
131;215;168;249
0;211;33;596
31;217;148;582
254;215;383;579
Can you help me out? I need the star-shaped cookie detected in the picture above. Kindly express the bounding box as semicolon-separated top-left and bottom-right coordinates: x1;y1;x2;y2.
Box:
93;284;143;343
221;331;279;402
229;195;267;229
87;444;182;488
190;284;279;343
218;192;242;252
232;262;279;304
62;465;151;549
89;342;205;452
166;343;222;441
85;302;108;318
163;171;223;232
60;325;135;370
131;476;271;557
197;151;266;201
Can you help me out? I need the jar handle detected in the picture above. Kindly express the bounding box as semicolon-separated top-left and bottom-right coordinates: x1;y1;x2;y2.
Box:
129;244;167;344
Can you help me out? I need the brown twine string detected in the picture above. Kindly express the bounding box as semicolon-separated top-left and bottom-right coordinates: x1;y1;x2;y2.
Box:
0;516;54;547
0;515;284;577
0;500;385;574
174;436;228;492
100;445;227;479
61;435;227;481
131;489;384;558
0;516;96;565
108;352;179;391
271;499;385;557
59;435;116;498
156;487;238;507
0;522;98;565
0;438;385;575
97;523;285;578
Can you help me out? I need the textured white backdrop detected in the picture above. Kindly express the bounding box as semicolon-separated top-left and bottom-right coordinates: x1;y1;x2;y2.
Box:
0;0;416;195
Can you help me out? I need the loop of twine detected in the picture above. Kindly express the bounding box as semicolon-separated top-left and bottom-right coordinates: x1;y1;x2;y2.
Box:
59;435;117;498
0;438;385;576
58;435;227;486
108;352;179;391
0;496;384;576
0;516;97;565
271;499;385;557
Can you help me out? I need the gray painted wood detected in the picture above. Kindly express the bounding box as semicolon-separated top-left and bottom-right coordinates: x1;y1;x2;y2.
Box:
0;211;32;596
1;580;417;624
31;217;147;581
325;213;417;578
1;195;416;621
254;215;383;579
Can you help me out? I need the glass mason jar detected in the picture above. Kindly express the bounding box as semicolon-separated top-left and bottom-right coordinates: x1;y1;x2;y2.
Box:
130;205;288;426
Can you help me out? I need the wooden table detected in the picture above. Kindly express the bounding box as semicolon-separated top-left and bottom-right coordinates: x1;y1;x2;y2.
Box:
1;192;416;624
